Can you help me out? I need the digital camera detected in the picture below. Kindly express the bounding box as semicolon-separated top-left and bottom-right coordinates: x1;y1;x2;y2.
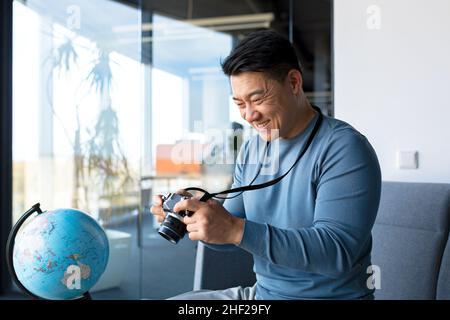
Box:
158;193;192;244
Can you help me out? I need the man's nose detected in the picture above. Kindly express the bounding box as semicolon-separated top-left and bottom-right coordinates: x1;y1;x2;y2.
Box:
244;104;260;122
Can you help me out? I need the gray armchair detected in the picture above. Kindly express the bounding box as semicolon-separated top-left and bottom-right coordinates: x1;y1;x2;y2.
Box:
371;181;450;299
193;181;450;299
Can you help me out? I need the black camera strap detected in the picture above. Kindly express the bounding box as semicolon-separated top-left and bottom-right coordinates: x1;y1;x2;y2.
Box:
185;105;323;202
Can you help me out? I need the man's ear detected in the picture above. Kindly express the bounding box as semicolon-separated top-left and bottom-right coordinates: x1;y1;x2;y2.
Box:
287;69;302;95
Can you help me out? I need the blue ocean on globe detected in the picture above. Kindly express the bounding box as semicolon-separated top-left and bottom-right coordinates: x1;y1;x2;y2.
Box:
12;208;109;300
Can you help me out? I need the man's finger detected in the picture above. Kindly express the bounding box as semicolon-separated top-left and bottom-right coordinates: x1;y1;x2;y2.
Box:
186;222;198;233
183;215;196;225
176;189;193;198
174;198;203;213
152;195;163;206
150;205;164;216
188;231;201;241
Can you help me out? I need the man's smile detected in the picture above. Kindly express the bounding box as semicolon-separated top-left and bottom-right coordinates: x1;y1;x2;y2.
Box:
254;119;271;130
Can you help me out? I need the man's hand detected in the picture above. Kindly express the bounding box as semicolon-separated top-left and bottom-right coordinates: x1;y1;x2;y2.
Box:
150;194;166;224
173;197;245;245
150;189;193;224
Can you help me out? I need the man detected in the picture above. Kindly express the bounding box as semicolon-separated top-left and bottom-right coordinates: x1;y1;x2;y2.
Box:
151;29;381;300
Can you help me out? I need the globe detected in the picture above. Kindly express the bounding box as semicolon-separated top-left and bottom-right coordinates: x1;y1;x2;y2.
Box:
9;205;109;300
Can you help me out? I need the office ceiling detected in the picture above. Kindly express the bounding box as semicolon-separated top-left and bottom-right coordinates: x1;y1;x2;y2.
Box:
20;0;331;91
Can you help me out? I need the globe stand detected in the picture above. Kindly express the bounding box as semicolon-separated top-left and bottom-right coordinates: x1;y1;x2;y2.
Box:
6;203;93;300
80;292;92;300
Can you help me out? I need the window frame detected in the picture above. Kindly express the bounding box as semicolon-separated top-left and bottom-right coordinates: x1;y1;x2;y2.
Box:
0;0;13;294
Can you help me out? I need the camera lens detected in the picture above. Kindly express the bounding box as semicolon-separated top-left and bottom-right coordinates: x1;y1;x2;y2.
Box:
158;213;187;244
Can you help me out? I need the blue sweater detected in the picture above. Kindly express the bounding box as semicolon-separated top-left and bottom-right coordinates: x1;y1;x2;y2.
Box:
213;111;381;299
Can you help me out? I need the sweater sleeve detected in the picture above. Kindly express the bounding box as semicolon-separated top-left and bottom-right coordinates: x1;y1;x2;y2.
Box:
237;130;382;277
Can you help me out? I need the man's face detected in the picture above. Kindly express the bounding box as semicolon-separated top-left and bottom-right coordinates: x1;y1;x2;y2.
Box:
231;71;299;141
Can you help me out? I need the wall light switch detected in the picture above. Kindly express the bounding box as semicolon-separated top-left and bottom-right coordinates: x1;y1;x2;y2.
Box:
397;151;419;169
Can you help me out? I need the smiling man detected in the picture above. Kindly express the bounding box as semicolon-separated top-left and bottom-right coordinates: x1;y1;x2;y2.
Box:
151;29;382;300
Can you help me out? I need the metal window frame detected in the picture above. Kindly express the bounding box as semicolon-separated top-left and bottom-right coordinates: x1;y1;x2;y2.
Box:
0;0;13;294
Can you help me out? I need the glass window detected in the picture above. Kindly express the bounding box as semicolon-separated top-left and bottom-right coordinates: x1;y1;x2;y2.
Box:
13;0;143;299
12;0;331;299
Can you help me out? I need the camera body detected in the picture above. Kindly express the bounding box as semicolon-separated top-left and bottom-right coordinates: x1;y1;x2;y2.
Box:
158;193;192;244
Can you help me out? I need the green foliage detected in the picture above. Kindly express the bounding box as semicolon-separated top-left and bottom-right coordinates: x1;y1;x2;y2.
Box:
86;50;113;95
56;38;78;73
86;105;132;197
48;36;134;213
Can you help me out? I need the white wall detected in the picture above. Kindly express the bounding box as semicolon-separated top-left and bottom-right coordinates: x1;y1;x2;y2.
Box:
334;0;450;183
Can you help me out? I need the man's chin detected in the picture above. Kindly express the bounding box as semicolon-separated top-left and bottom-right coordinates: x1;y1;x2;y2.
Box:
257;129;280;142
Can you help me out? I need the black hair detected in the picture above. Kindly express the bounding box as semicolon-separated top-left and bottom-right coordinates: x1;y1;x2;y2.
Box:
221;29;302;82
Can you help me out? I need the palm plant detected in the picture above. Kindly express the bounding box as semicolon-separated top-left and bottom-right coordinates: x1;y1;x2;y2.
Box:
46;35;133;223
84;49;133;224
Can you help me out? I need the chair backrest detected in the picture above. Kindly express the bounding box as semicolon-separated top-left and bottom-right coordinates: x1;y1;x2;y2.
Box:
371;181;450;299
193;242;256;291
437;231;450;299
